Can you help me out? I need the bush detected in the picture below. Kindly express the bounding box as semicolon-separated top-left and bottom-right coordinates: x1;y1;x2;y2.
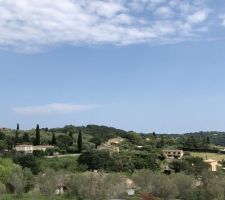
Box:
33;150;46;157
171;173;196;200
38;169;70;197
68;172;127;200
6;169;26;196
0;182;6;195
13;154;40;174
132;170;178;199
78;151;114;171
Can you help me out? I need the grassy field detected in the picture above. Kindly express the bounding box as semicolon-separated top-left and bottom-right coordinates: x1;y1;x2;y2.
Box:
191;152;225;161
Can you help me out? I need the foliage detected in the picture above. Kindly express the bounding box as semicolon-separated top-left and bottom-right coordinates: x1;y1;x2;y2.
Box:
169;156;209;176
56;135;73;150
51;133;56;145
77;130;82;153
34;124;40;146
38;157;80;173
78;151;114;171
13;154;40;175
0;159;21;183
38;169;70;197
68;172;126;200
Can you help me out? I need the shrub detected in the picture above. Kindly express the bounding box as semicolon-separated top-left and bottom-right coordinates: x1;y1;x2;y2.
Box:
68;172;126;200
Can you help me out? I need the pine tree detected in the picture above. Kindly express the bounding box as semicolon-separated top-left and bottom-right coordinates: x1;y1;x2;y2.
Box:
51;133;56;145
77;130;82;153
153;132;156;137
35;124;40;146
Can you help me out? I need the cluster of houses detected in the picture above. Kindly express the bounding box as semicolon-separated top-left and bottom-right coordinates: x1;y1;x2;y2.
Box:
163;149;221;172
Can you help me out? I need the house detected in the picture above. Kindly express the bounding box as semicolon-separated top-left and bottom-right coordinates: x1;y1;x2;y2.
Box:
98;137;124;153
15;144;54;154
98;143;120;153
107;137;124;145
204;159;221;172
33;145;54;152
15;145;34;154
163;149;184;159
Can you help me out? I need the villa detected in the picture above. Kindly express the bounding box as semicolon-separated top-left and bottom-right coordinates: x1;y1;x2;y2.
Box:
15;144;54;154
98;137;124;153
204;159;221;172
163;149;184;159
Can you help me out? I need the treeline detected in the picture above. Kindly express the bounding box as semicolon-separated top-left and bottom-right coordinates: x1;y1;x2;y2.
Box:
184;131;225;147
0;159;224;200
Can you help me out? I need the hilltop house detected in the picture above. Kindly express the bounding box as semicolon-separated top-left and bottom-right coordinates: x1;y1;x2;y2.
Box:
98;137;124;153
163;149;184;159
15;144;54;154
204;159;221;172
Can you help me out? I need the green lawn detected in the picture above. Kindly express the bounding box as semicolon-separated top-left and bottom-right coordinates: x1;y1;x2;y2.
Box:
191;152;225;161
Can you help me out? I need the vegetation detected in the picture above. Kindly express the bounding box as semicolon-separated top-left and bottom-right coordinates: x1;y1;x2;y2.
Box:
0;124;224;199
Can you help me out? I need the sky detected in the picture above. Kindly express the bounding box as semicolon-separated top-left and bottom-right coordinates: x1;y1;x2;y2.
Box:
1;0;225;133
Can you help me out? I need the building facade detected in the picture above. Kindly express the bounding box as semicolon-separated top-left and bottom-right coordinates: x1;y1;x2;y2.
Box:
163;149;184;159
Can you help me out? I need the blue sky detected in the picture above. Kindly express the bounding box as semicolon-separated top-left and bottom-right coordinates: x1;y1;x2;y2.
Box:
1;0;225;133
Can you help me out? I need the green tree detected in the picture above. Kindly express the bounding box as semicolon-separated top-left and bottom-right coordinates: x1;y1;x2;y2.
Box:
13;154;40;175
23;132;30;143
89;137;102;148
16;123;19;131
15;123;20;145
69;131;73;142
68;172;126;200
35;124;40;146
51;133;56;145
78;151;114;171
38;169;70;197
172;173;196;200
153;132;156;137
56;135;73;149
78;130;83;153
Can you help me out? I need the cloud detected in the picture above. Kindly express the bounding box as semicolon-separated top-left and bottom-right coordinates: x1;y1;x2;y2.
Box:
13;103;95;115
154;6;174;18
0;0;212;52
187;10;208;24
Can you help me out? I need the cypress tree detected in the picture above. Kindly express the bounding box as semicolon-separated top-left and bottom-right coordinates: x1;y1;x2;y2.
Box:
69;131;73;144
77;130;82;153
16;123;19;131
35;124;40;145
51;133;56;145
15;123;19;145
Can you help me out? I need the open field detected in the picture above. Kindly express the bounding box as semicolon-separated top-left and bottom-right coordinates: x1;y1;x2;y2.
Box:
191;152;225;161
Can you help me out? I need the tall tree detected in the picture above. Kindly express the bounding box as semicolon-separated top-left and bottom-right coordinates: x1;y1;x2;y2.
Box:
16;123;19;131
15;123;19;145
51;133;56;145
77;130;82;153
35;124;40;146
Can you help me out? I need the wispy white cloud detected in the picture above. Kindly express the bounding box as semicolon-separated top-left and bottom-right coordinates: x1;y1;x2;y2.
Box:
0;0;213;52
187;10;209;24
13;103;95;115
